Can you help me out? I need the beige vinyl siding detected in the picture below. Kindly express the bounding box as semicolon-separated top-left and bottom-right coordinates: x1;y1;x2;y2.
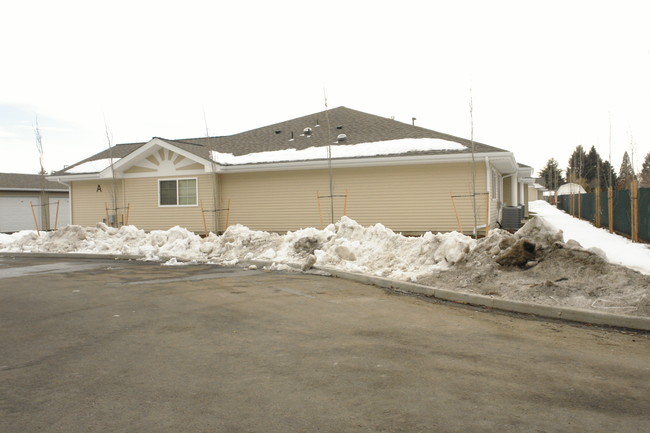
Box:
220;162;489;234
124;174;216;233
71;175;216;232
71;180;124;226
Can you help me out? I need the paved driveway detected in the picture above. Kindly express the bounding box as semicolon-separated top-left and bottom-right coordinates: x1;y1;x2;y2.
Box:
1;256;649;433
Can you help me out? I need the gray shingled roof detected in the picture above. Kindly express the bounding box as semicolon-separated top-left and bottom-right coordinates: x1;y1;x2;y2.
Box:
54;141;147;174
184;106;506;156
0;173;69;191
54;106;508;174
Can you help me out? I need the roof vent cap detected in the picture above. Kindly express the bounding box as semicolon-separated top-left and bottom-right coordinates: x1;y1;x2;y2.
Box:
303;127;312;136
274;129;282;134
337;133;347;142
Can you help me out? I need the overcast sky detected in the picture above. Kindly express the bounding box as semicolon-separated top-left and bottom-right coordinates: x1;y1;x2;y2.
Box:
2;0;649;177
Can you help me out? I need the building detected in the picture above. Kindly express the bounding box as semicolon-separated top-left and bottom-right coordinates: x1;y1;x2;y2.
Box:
49;107;533;235
0;173;70;233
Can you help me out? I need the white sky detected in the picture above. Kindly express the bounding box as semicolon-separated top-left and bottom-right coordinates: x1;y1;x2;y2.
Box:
1;0;649;177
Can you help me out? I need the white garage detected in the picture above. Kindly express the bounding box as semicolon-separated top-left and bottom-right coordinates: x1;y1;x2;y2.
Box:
0;173;69;233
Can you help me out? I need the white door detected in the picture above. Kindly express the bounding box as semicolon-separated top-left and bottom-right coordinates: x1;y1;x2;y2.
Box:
0;196;42;233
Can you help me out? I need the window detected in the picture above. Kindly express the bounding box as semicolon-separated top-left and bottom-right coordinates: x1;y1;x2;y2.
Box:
159;178;197;206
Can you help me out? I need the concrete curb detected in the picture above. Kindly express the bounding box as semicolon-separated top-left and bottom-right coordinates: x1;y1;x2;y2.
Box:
314;266;650;332
2;252;648;331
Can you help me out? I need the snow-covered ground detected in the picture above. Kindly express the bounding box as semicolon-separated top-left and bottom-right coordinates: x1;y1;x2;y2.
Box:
529;200;650;275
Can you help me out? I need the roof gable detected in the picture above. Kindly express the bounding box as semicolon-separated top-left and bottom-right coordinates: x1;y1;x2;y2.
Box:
108;138;213;177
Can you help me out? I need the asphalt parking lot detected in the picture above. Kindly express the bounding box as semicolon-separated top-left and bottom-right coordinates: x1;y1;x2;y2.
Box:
1;255;649;433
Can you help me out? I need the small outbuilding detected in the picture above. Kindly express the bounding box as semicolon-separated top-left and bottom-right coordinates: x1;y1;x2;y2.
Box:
0;173;70;233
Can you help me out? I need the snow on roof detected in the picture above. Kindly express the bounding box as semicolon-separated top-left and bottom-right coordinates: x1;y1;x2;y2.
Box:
65;158;120;174
211;138;466;165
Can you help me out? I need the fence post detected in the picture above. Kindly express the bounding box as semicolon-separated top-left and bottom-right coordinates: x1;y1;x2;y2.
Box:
608;187;614;233
578;191;582;218
631;180;639;242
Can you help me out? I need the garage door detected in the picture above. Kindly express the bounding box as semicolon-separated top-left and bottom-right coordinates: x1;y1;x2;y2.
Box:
0;196;41;233
49;198;71;228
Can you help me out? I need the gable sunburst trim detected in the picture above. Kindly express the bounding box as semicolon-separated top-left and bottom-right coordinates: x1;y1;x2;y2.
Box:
124;148;205;175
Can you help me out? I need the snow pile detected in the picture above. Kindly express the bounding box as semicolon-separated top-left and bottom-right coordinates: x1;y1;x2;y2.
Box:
212;138;465;165
0;217;476;282
417;206;650;316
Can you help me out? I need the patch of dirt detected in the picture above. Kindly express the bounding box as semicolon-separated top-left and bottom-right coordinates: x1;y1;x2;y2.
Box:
418;219;650;317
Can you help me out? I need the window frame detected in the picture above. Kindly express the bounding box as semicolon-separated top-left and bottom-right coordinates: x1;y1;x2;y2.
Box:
158;177;198;207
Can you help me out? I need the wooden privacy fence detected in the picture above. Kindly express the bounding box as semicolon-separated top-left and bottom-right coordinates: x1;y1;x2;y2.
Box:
556;181;649;243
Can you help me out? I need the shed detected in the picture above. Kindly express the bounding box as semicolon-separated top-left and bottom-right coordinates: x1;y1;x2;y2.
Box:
0;173;70;232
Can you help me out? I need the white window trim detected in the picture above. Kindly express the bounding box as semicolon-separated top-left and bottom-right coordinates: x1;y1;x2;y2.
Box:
158;177;198;207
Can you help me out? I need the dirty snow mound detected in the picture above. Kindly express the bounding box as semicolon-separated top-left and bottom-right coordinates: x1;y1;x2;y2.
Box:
419;216;650;316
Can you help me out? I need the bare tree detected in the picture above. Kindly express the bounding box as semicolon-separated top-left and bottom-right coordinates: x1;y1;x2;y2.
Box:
469;89;478;237
33;114;50;230
104;119;118;226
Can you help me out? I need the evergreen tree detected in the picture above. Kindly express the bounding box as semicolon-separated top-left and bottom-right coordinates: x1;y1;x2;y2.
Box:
538;158;565;190
617;151;636;190
639;151;650;188
600;160;617;189
584;146;602;190
566;145;588;187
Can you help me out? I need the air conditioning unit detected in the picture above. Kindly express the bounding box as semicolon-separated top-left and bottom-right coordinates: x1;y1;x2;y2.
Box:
501;205;524;230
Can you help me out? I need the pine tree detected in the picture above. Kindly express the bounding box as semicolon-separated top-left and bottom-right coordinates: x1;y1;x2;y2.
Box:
617;151;636;190
538;158;565;190
601;160;617;189
566;145;588;188
584;146;604;191
639;151;650;188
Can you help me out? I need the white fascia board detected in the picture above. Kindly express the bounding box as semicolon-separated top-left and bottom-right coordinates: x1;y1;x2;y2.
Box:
483;153;518;175
104;138;215;178
213;152;515;173
517;165;534;179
